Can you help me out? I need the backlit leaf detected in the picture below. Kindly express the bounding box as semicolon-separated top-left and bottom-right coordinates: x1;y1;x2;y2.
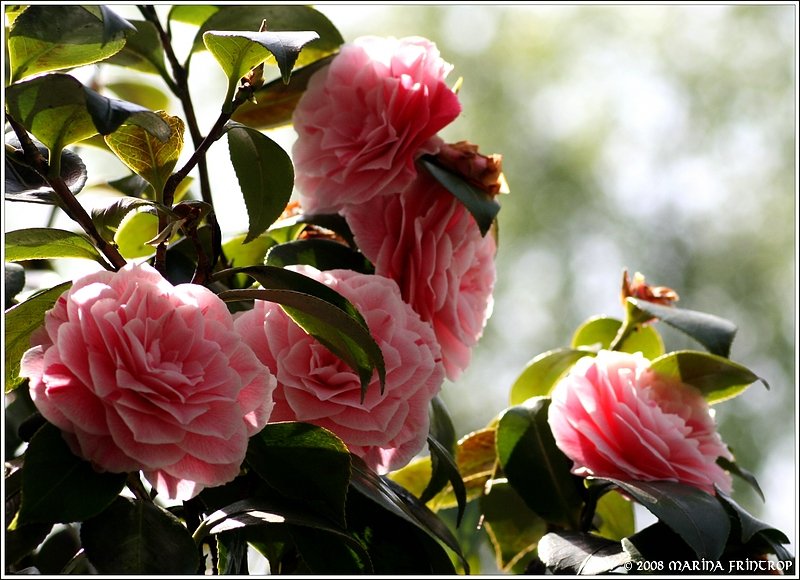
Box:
5;228;105;264
104;19;169;77
4;282;71;393
8;5;134;82
509;348;588;404
538;531;631;575
571;315;665;358
225;122;293;243
105;111;184;197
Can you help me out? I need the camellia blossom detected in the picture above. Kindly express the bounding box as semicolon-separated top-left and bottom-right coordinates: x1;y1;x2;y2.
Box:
20;262;276;500
292;35;462;214
547;350;733;495
235;266;445;474
345;171;497;380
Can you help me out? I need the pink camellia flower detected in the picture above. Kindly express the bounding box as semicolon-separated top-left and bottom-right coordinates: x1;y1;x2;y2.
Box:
292;35;462;214
344;171;497;380
235;266;445;474
547;350;733;495
20;262;276;500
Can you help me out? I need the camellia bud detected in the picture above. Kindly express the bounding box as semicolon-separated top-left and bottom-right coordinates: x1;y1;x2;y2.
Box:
621;269;679;307
433;140;508;196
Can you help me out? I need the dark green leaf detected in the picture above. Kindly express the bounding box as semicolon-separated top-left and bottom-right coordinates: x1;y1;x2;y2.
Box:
106;81;171;112
349;456;468;572
422;436;467;527
650;350;764;404
538;531;631;575
203;29;320;97
716;457;764;501
18;423;126;525
217;265;385;400
188;6;343;67
288;525;372;574
91;196;157;243
5;263;26;308
246;422;351;527
495;398;584;528
107;173;152;198
5;281;71;393
628;297;738;358
5;228;105;264
232;54;336;129
481;480;547;572
716;490;790;544
81;497;199;574
5;74;170;161
216;529;249;575
4;134;87;204
225;122;294;243
420;156;500;237
8;5;134;82
603;478;730;560
3;521;53;568
622;521;702;563
269;212;357;248
104;19;169;77
266;239;374;274
571;315;665;358
509;348;588;404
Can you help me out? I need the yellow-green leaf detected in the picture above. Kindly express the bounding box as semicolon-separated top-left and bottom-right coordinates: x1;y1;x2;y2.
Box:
104;111;184;198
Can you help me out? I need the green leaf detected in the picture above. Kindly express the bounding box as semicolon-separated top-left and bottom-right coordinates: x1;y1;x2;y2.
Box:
422;436;467;526
104;111;184;198
594;488;635;541
4;281;71;393
716;456;764;501
8;5;134;82
81;497;199;574
288;525;372;574
4;133;87;205
217;265;385;400
481;480;547;572
216;529;249;575
420;157;500;237
5;228;105;265
509;348;588;404
5;74;170;164
113;209;161;259
168;5;219;27
269;211;357;248
538;531;631;575
225;122;294;243
650;350;764;404
603;478;731;560
266;239;374;274
18;423;126;525
107;81;171;112
716;490;790;545
348;457;466;574
246;422;351;528
203;29;320;102
571;315;665;358
232;54;337;129
188;6;343;67
91;196;156;243
628;297;738;358
103;19;169;77
5;263;26;307
495;398;585;528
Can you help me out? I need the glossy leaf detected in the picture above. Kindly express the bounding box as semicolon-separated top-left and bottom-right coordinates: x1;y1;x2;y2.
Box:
113;209;160;259
571;315;665;358
603;478;730;560
628;297;738;358
509;348;588;404
4;282;71;393
91;196;156;243
716;490;790;545
495;398;584;528
266;238;374;274
5;74;170;161
538;531;631;575
288;525;372;574
81;497;199;574
593;488;635;541
481;480;547;572
203;29;319;102
716;457;764;501
217;265;385;399
420;157;500;237
107;81;171;112
349;457;467;573
104;19;169;77
246;422;351;527
188;6;343;68
18;423;126;525
8;5;134;82
269;212;357;248
423;436;467;526
105;111;184;198
4;134;87;204
650;350;763;404
232;54;337;129
5;263;25;307
225;122;294;243
5;228;105;265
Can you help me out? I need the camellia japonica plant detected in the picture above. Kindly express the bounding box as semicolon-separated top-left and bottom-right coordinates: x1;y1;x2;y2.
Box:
3;4;794;575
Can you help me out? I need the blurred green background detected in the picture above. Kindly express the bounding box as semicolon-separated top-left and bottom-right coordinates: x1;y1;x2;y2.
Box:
315;3;797;562
5;3;796;571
